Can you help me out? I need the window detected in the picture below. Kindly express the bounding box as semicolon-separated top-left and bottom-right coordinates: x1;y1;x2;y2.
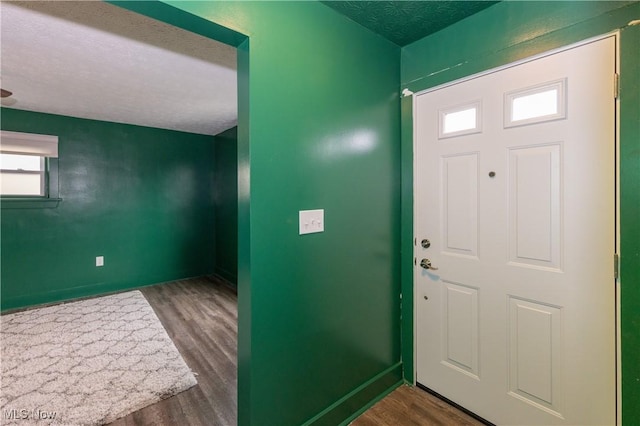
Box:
505;79;567;128
0;153;45;195
1;130;58;198
439;101;482;139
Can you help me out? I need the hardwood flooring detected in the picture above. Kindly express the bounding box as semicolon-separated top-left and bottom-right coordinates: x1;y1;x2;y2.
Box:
109;276;237;426
352;384;486;426
107;276;483;426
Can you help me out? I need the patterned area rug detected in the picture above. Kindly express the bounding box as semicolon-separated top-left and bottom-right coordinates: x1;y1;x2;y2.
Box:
0;291;197;425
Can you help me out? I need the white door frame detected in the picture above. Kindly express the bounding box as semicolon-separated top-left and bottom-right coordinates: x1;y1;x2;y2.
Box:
411;31;621;424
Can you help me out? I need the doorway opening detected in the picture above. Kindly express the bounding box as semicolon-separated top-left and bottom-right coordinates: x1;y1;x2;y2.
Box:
1;1;247;423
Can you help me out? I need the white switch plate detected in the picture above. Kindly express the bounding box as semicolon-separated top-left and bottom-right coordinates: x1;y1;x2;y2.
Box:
96;256;104;267
299;209;324;235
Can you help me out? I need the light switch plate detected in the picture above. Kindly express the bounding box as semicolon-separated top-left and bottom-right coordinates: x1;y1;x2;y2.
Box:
299;209;324;235
96;256;104;267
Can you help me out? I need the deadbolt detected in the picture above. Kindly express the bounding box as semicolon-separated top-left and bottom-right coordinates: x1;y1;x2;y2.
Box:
419;258;439;271
421;239;431;249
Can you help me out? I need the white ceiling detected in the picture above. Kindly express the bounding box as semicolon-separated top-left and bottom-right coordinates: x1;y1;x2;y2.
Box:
0;1;237;136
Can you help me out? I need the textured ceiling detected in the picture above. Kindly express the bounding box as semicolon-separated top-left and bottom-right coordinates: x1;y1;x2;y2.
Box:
322;1;499;46
0;1;237;136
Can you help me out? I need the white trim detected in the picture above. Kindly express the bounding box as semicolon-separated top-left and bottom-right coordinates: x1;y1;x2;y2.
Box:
613;30;622;426
0;130;58;157
412;90;418;386
402;88;414;97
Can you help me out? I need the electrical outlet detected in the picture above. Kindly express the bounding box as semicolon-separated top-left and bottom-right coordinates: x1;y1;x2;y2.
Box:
96;256;104;267
299;209;324;235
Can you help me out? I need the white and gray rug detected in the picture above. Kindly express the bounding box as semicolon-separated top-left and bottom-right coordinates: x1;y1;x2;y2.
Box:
0;291;197;425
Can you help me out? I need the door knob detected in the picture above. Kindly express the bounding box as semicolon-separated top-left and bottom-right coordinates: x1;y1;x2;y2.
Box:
420;258;439;271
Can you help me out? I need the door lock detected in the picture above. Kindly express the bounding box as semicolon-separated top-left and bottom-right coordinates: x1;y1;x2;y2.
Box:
419;258;439;271
421;239;431;249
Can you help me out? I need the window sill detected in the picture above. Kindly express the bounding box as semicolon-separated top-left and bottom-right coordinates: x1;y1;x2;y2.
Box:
1;197;62;209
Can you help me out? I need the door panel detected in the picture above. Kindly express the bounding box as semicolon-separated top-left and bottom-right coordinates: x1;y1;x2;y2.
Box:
509;144;561;269
415;37;616;425
442;153;479;257
442;281;479;378
508;297;562;414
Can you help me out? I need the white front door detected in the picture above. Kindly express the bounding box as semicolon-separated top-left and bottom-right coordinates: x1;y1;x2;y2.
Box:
414;36;616;425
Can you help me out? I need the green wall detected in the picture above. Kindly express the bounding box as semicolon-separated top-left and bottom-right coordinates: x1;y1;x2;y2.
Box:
400;1;640;423
0;108;216;310
213;126;238;285
112;1;403;425
11;2;631;425
620;20;640;426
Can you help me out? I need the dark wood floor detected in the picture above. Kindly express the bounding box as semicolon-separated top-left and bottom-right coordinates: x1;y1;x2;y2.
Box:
107;277;483;426
109;276;237;426
352;384;485;426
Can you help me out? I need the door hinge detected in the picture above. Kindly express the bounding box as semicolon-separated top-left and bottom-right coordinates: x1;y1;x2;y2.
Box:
614;73;620;99
614;253;620;280
414;257;417;266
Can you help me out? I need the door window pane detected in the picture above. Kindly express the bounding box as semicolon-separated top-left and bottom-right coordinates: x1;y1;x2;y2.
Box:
505;79;566;127
444;108;477;134
512;89;558;121
439;101;482;139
